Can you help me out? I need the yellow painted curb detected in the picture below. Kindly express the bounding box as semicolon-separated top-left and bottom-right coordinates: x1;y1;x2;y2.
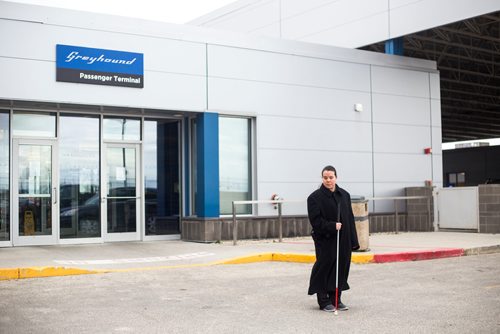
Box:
216;253;374;265
216;253;274;265
0;252;375;281
19;267;101;279
351;253;375;264
272;253;316;263
0;268;19;280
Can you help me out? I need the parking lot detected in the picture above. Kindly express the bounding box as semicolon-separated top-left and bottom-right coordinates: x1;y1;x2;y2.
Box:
1;253;499;333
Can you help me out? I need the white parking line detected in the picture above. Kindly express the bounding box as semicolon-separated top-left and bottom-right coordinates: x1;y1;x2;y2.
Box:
53;252;215;265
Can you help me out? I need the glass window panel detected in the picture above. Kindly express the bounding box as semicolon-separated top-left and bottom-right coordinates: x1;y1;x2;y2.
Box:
59;115;100;239
105;145;137;234
13;112;56;137
106;147;136;197
18;145;51;195
17;144;53;237
19;197;52;236
144;119;180;235
103;117;140;141
219;117;252;215
0;112;9;241
107;198;136;233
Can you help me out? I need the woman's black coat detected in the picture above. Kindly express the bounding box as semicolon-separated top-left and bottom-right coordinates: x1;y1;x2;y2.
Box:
307;184;360;295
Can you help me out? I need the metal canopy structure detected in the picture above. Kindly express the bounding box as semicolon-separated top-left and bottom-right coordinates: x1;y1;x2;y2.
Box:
361;11;500;143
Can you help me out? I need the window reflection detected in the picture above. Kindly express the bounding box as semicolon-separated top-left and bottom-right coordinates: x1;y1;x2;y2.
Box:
59;115;100;238
18;145;51;195
0;112;9;241
17;144;52;236
19;197;52;236
103;117;140;141
106;147;137;233
219;117;252;215
107;198;136;233
13;112;56;138
107;147;136;197
144;119;180;235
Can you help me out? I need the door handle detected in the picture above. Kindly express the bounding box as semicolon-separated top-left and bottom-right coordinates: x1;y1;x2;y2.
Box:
53;187;57;204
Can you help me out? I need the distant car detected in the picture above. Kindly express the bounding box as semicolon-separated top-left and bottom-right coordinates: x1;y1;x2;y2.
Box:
60;193;100;230
59;187;180;235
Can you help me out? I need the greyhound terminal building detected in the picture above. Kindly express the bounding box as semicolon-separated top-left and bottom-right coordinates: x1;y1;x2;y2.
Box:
0;1;442;247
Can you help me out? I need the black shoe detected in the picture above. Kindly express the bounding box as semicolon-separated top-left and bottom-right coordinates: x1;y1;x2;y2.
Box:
320;304;336;312
337;302;349;311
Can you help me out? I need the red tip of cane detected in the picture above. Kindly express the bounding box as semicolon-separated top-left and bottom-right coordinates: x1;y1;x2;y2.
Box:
335;288;338;309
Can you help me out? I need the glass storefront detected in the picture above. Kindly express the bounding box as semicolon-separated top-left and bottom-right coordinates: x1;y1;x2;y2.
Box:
0;112;9;242
59;115;100;238
0;106;183;246
0;108;259;245
219;117;252;215
144;119;180;235
0;110;256;245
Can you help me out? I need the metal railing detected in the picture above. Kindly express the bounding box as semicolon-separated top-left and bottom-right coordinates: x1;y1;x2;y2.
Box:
231;195;432;245
366;196;432;234
231;199;303;245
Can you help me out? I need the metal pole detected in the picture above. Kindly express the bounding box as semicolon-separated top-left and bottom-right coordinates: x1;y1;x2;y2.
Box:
394;199;399;234
278;202;283;243
232;201;237;246
427;196;431;231
407;197;410;233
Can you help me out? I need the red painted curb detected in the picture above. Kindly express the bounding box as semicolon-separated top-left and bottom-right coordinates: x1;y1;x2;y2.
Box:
373;248;464;263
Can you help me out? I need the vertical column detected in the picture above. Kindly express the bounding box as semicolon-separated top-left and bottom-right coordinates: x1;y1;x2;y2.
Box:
184;119;191;216
196;112;219;217
385;37;404;55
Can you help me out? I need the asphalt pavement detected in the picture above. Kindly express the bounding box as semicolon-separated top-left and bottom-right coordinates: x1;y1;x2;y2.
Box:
1;253;499;333
1;231;500;280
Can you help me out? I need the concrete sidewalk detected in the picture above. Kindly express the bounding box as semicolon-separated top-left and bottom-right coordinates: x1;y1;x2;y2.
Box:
1;232;500;280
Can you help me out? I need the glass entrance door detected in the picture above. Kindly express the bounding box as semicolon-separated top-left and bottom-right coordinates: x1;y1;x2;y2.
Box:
13;139;58;246
103;143;140;241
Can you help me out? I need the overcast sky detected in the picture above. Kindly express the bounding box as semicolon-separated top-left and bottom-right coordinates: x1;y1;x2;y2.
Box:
8;0;235;24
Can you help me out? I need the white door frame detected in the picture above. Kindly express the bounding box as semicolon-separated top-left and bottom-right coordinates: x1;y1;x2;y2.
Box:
12;138;59;246
102;142;141;242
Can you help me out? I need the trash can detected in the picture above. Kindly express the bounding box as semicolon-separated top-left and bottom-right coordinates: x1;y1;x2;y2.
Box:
351;196;369;251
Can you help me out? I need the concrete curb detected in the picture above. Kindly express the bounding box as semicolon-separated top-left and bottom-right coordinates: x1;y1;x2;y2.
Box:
463;245;500;255
1;246;498;281
371;248;464;263
0;267;102;280
214;248;466;265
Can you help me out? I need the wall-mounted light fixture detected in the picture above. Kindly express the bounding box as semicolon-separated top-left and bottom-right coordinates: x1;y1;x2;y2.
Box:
354;103;363;112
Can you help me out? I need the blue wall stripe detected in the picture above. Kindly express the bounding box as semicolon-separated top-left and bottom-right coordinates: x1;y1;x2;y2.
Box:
196;112;219;217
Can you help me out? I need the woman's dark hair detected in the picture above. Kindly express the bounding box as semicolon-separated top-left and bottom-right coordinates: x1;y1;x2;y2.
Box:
322;165;337;177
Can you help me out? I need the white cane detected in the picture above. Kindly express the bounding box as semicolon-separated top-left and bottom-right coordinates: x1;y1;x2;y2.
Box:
334;227;340;316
